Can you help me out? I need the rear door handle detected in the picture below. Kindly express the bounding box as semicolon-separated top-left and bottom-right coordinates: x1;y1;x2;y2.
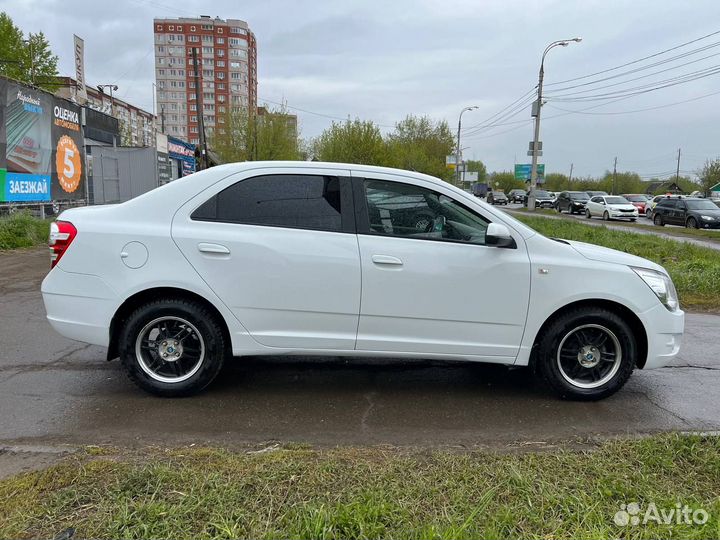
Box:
198;242;230;255
372;254;403;266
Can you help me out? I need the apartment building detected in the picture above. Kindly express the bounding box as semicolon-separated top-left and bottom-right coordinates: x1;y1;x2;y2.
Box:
55;77;155;147
153;15;258;145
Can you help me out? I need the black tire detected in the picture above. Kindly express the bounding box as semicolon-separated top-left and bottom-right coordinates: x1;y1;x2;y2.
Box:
630;218;636;222
654;214;664;226
119;298;227;397
686;217;698;229
603;211;610;221
536;307;636;400
585;209;592;219
556;205;562;213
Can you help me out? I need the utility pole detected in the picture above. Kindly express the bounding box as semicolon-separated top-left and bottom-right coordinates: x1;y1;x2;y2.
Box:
192;47;208;170
675;148;681;184
612;156;618;195
569;163;574;183
528;37;582;211
160;106;165;134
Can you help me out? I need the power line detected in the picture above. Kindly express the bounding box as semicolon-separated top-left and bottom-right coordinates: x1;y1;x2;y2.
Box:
545;87;720;115
461;88;535;131
259;96;397;129
546;65;720;102
544;28;720;87
545;50;720;98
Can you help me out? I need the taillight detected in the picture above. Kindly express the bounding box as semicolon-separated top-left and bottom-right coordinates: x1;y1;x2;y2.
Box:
49;220;77;268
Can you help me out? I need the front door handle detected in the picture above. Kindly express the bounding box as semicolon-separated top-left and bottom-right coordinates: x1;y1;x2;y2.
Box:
372;254;403;266
198;242;230;255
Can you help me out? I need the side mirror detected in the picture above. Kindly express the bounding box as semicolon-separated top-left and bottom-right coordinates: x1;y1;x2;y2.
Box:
486;223;516;248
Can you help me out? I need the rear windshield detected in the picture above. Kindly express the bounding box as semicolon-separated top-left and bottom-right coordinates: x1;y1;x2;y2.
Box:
606;196;628;204
624;195;646;202
569;192;589;200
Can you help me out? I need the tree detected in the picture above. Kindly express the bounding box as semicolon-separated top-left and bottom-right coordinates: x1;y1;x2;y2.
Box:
465;160;487;183
385;115;455;181
209;105;299;163
698;159;720;196
314;119;387;166
599;171;642;194
543;173;570;191
0;13;58;91
489;171;524;193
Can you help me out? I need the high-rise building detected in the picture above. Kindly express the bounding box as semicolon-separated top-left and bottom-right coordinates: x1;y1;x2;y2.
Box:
153;15;257;145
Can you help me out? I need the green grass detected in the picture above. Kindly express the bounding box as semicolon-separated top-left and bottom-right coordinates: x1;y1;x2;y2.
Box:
511;207;720;243
0;434;718;539
514;214;720;311
0;212;50;250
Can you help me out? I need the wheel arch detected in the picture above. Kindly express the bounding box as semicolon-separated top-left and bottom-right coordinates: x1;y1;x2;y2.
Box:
529;299;649;370
107;287;232;361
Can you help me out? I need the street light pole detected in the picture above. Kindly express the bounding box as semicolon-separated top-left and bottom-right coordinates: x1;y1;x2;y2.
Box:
456;105;478;187
528;37;581;211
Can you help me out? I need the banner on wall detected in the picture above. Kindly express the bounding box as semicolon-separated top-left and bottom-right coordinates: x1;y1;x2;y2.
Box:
73;35;87;103
0;78;85;202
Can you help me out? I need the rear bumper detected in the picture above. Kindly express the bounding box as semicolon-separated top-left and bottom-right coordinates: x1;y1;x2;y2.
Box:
41;267;118;347
640;303;684;369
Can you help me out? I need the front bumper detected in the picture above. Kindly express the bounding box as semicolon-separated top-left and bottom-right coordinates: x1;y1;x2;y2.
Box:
698;219;720;229
640;302;684;369
610;211;638;219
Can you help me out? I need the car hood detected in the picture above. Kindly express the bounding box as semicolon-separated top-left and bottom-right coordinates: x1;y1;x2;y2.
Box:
607;204;637;211
566;240;665;273
692;208;720;217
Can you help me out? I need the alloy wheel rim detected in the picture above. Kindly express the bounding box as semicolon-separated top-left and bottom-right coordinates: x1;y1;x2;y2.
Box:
556;324;622;389
134;316;205;383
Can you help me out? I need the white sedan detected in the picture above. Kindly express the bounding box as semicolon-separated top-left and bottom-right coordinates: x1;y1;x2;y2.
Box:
42;162;682;400
585;195;639;221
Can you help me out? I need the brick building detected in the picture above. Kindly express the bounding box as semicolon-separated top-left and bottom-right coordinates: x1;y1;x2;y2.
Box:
153;15;258;145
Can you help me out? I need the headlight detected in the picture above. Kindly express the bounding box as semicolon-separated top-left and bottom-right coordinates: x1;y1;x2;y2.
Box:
700;215;716;221
631;267;679;312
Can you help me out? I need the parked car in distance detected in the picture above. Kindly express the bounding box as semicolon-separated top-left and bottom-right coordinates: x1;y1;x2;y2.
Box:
486;191;508;205
508;189;526;203
585;195;639;221
42;161;684;401
556;191;590;214
586;190;608;198
471;182;489;198
622;194;650;215
652;197;720;229
646;194;681;220
523;189;555;208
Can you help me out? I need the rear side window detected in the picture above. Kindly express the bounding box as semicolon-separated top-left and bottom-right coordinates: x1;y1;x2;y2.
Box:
192;174;343;231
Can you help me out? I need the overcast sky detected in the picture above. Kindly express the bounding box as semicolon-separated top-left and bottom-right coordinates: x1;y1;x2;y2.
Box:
5;0;720;178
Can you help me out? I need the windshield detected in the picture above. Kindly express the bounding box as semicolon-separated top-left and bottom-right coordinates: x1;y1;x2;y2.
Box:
533;191;551;197
606;196;628;204
493;191;506;196
624;195;646;202
569;193;589;200
686;200;719;210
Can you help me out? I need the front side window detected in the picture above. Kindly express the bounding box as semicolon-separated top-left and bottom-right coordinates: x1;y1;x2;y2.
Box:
192;175;343;232
363;179;489;244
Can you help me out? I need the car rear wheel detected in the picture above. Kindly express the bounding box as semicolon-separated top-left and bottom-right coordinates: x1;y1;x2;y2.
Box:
686;217;698;229
536;308;636;400
654;214;664;226
119;298;226;396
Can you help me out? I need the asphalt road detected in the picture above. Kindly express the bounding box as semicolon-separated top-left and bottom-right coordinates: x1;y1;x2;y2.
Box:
1;248;719;451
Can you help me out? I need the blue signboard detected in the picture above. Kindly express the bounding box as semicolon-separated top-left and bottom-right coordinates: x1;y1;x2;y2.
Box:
1;171;51;202
514;163;545;183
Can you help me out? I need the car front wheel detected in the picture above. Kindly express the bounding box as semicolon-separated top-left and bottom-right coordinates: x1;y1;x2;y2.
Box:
119;298;227;396
686;217;698;229
536;308;636;400
585;209;592;219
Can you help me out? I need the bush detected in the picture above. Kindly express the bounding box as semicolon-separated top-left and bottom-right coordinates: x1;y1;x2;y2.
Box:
0;212;50;250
